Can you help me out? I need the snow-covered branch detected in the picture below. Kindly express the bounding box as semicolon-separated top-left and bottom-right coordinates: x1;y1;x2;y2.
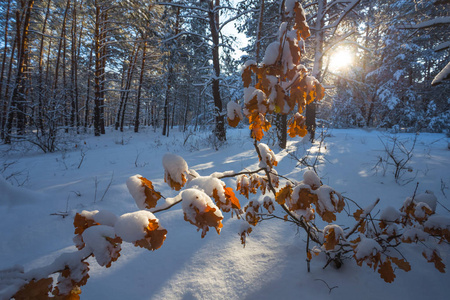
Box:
398;16;450;30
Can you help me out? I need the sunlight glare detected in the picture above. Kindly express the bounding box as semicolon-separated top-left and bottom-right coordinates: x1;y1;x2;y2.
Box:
328;49;354;72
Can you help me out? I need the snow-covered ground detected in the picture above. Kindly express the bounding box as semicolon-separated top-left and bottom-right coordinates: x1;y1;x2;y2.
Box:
1;127;449;299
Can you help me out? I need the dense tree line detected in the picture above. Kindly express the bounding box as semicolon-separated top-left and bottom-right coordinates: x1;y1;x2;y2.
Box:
0;0;448;152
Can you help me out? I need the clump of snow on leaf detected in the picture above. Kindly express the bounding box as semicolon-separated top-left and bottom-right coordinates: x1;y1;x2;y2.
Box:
424;215;450;230
126;175;148;210
303;170;321;189
380;206;403;224
354;235;383;260
257;143;277;169
414;191;437;212
163;153;188;190
262;42;280;65
181;188;223;238
82;225;119;267
115;211;161;243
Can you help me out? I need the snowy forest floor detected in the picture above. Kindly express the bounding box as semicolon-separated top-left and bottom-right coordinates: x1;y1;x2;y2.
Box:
1;127;449;300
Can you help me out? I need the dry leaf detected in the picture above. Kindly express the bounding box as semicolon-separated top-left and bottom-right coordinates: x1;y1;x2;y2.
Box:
275;185;293;205
139;176;162;209
13;278;53;300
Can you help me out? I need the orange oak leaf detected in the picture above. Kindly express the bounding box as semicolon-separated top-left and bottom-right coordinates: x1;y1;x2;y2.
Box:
165;172;186;191
184;205;224;238
14;278;53;300
275;185;293;205
74;213;99;236
391;257;411;272
353;209;364;221
224;186;241;210
423;250;446;273
378;260;396;283
290;187;317;211
227;116;241;128
324;228;338;251
138;176;162;209
239;225;253;247
242;66;253;88
287;113;307;138
135;219;168;251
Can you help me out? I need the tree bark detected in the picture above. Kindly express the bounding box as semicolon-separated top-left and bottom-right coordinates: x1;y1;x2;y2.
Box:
134;40;147;133
307;0;326;142
0;0;11;139
5;1;35;143
208;0;226;142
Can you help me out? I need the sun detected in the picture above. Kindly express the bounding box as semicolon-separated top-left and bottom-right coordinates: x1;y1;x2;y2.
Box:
328;49;354;72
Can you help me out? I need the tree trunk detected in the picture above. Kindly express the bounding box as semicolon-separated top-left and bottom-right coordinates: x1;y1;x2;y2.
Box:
85;47;93;129
71;0;79;133
208;0;226;142
93;1;102;136
5;1;34;143
0;0;11;140
120;44;139;132
134;40;147;133
307;0;326;142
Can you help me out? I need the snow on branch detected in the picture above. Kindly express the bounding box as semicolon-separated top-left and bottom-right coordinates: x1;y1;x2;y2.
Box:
157;1;209;13
434;41;450;52
398;16;450;30
322;0;361;32
431;61;450;86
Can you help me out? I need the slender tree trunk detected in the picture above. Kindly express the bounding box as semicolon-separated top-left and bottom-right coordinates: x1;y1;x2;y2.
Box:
5;1;34;143
208;0;226;142
255;0;264;62
36;0;51;134
134;40;147;133
183;90;190;132
85;47;93;129
307;0;326;142
120;44;139;132
53;0;71;92
71;0;79;133
93;1;102;136
100;11;107;134
171;101;176;129
0;0;12;140
162;61;172;136
116;45;135;130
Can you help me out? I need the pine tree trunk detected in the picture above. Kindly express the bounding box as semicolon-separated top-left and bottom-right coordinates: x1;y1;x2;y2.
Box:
93;1;102;136
85;47;93;129
5;1;34;143
208;0;226;142
0;0;11;140
120;44;139;132
134;40;147;133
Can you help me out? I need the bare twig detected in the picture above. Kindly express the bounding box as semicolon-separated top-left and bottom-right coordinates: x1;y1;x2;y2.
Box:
100;172;114;202
314;279;338;294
